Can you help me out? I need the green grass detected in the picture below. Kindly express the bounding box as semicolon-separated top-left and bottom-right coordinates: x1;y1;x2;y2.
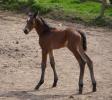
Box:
0;0;112;26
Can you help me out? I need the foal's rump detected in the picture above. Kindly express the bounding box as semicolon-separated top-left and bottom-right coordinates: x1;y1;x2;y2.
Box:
63;28;87;52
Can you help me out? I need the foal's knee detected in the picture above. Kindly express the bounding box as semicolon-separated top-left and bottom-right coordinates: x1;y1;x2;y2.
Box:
89;58;93;65
86;56;93;67
80;57;86;67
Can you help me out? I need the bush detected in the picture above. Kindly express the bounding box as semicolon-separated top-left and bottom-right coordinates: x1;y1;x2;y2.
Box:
0;0;52;14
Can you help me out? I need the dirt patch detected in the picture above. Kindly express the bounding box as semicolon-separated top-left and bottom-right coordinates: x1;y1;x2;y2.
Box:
0;11;112;100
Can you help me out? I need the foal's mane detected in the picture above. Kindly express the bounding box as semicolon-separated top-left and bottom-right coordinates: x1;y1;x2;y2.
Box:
39;17;55;33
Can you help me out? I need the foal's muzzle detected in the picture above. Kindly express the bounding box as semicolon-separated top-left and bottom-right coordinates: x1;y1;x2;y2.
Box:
23;29;29;34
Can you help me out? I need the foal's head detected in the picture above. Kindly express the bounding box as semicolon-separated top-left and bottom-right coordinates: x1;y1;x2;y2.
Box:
23;12;42;34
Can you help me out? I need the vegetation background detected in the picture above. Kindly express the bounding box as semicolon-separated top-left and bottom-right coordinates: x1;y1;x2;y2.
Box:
0;0;112;26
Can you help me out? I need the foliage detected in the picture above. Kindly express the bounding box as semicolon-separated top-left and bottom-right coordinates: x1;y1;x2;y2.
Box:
0;0;112;26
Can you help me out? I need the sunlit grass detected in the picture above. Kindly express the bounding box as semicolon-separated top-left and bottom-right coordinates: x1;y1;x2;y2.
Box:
0;0;112;26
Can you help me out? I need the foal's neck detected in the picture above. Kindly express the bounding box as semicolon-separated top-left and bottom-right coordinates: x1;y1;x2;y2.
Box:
35;20;51;37
35;23;44;37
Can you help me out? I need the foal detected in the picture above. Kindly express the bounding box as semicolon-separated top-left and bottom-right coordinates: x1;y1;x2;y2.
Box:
23;12;96;94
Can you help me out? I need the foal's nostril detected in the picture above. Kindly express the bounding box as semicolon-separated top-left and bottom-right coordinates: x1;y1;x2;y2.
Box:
24;29;28;34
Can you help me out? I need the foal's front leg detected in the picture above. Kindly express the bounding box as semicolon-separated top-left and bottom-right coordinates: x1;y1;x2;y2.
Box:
35;50;47;90
49;51;58;87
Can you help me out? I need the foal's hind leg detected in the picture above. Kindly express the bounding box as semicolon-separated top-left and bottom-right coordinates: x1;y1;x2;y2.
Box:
69;47;86;94
84;53;97;92
35;50;47;90
74;50;86;94
49;51;58;87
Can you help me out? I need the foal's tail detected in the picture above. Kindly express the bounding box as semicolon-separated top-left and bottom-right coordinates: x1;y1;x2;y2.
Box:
78;30;87;51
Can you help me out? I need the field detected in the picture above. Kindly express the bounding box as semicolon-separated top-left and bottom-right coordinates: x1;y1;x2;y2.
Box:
0;11;112;100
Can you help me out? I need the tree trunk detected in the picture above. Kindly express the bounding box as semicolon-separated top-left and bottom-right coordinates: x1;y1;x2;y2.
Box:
97;0;107;18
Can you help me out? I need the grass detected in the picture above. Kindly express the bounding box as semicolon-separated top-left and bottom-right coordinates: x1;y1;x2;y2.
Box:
0;0;112;26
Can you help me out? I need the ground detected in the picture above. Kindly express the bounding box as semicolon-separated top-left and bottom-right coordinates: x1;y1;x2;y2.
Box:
0;11;112;100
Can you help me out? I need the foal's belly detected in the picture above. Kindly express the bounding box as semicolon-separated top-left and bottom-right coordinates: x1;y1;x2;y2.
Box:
51;44;64;49
51;40;68;49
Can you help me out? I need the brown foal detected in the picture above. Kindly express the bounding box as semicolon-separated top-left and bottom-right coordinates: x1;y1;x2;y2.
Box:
23;12;96;94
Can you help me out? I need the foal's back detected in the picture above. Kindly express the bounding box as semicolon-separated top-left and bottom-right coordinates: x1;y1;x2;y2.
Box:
39;28;81;50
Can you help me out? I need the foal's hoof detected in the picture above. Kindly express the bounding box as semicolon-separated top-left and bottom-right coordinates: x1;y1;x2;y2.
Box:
93;87;97;92
34;86;40;90
79;88;83;94
34;87;39;90
52;80;58;88
35;81;44;90
93;83;97;92
79;84;83;94
79;90;82;94
52;83;57;88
